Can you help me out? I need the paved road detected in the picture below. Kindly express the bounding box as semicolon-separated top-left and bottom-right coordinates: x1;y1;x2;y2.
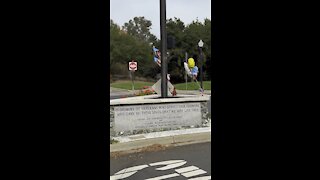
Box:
110;88;136;100
110;94;135;100
110;142;211;180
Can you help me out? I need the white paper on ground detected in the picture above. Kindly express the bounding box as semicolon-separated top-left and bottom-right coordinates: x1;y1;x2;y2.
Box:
152;78;175;96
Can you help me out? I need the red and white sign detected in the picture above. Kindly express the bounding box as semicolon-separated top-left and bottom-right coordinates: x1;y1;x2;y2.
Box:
128;61;137;71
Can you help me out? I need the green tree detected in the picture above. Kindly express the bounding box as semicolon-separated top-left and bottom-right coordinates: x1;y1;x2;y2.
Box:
166;18;212;82
123;16;157;44
110;19;156;79
110;17;212;82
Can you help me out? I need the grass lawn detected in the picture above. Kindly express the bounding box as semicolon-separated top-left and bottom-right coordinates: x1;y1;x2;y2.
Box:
174;81;211;90
111;80;155;90
111;80;211;90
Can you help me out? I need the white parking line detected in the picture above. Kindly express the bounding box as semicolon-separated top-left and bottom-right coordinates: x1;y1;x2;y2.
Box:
188;176;211;180
110;159;211;180
110;171;137;180
149;160;185;166
155;162;187;170
182;169;207;178
175;166;199;173
144;173;180;180
114;164;148;174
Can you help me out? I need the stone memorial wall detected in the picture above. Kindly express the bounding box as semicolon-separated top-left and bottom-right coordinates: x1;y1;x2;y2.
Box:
110;101;210;137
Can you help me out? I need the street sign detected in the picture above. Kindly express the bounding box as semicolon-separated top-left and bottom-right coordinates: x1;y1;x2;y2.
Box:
129;61;137;71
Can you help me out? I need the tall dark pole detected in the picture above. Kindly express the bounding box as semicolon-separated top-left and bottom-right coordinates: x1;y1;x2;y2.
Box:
200;47;203;89
185;52;188;90
160;0;168;98
198;40;204;90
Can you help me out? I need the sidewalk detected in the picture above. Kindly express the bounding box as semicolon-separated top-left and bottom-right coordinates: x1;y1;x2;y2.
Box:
176;89;211;95
110;127;211;154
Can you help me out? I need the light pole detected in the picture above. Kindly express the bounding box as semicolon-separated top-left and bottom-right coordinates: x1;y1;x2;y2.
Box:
198;40;204;89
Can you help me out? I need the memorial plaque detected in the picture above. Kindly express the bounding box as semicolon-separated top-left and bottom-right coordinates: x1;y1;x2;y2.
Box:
114;103;202;132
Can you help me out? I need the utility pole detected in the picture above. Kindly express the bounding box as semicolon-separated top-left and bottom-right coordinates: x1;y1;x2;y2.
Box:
160;0;168;98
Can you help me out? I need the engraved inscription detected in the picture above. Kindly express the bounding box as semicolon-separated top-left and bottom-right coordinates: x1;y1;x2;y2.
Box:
114;103;201;132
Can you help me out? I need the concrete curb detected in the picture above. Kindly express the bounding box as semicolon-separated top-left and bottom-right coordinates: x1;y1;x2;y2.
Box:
110;94;210;105
176;90;211;95
111;87;211;95
110;131;211;154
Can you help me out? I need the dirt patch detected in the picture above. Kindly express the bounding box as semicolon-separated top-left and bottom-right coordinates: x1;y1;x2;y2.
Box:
110;144;172;159
138;144;169;152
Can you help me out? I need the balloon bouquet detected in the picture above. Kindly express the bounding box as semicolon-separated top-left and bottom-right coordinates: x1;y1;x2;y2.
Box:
183;57;204;94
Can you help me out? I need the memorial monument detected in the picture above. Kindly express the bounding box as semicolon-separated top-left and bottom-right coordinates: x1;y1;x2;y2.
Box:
110;0;211;137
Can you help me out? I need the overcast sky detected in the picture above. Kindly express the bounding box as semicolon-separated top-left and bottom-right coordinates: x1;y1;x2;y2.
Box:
110;0;211;39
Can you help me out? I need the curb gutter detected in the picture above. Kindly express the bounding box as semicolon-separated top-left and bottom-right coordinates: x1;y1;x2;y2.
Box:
110;132;211;154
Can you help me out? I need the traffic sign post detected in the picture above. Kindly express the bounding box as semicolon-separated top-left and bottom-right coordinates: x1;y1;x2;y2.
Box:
129;61;137;91
131;71;134;91
128;61;137;71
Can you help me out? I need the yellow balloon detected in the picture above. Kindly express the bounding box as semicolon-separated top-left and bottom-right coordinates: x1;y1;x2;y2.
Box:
188;58;195;68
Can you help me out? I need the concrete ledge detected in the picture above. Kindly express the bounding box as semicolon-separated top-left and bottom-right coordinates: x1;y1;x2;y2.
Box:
110;131;211;153
176;90;211;95
110;94;210;105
